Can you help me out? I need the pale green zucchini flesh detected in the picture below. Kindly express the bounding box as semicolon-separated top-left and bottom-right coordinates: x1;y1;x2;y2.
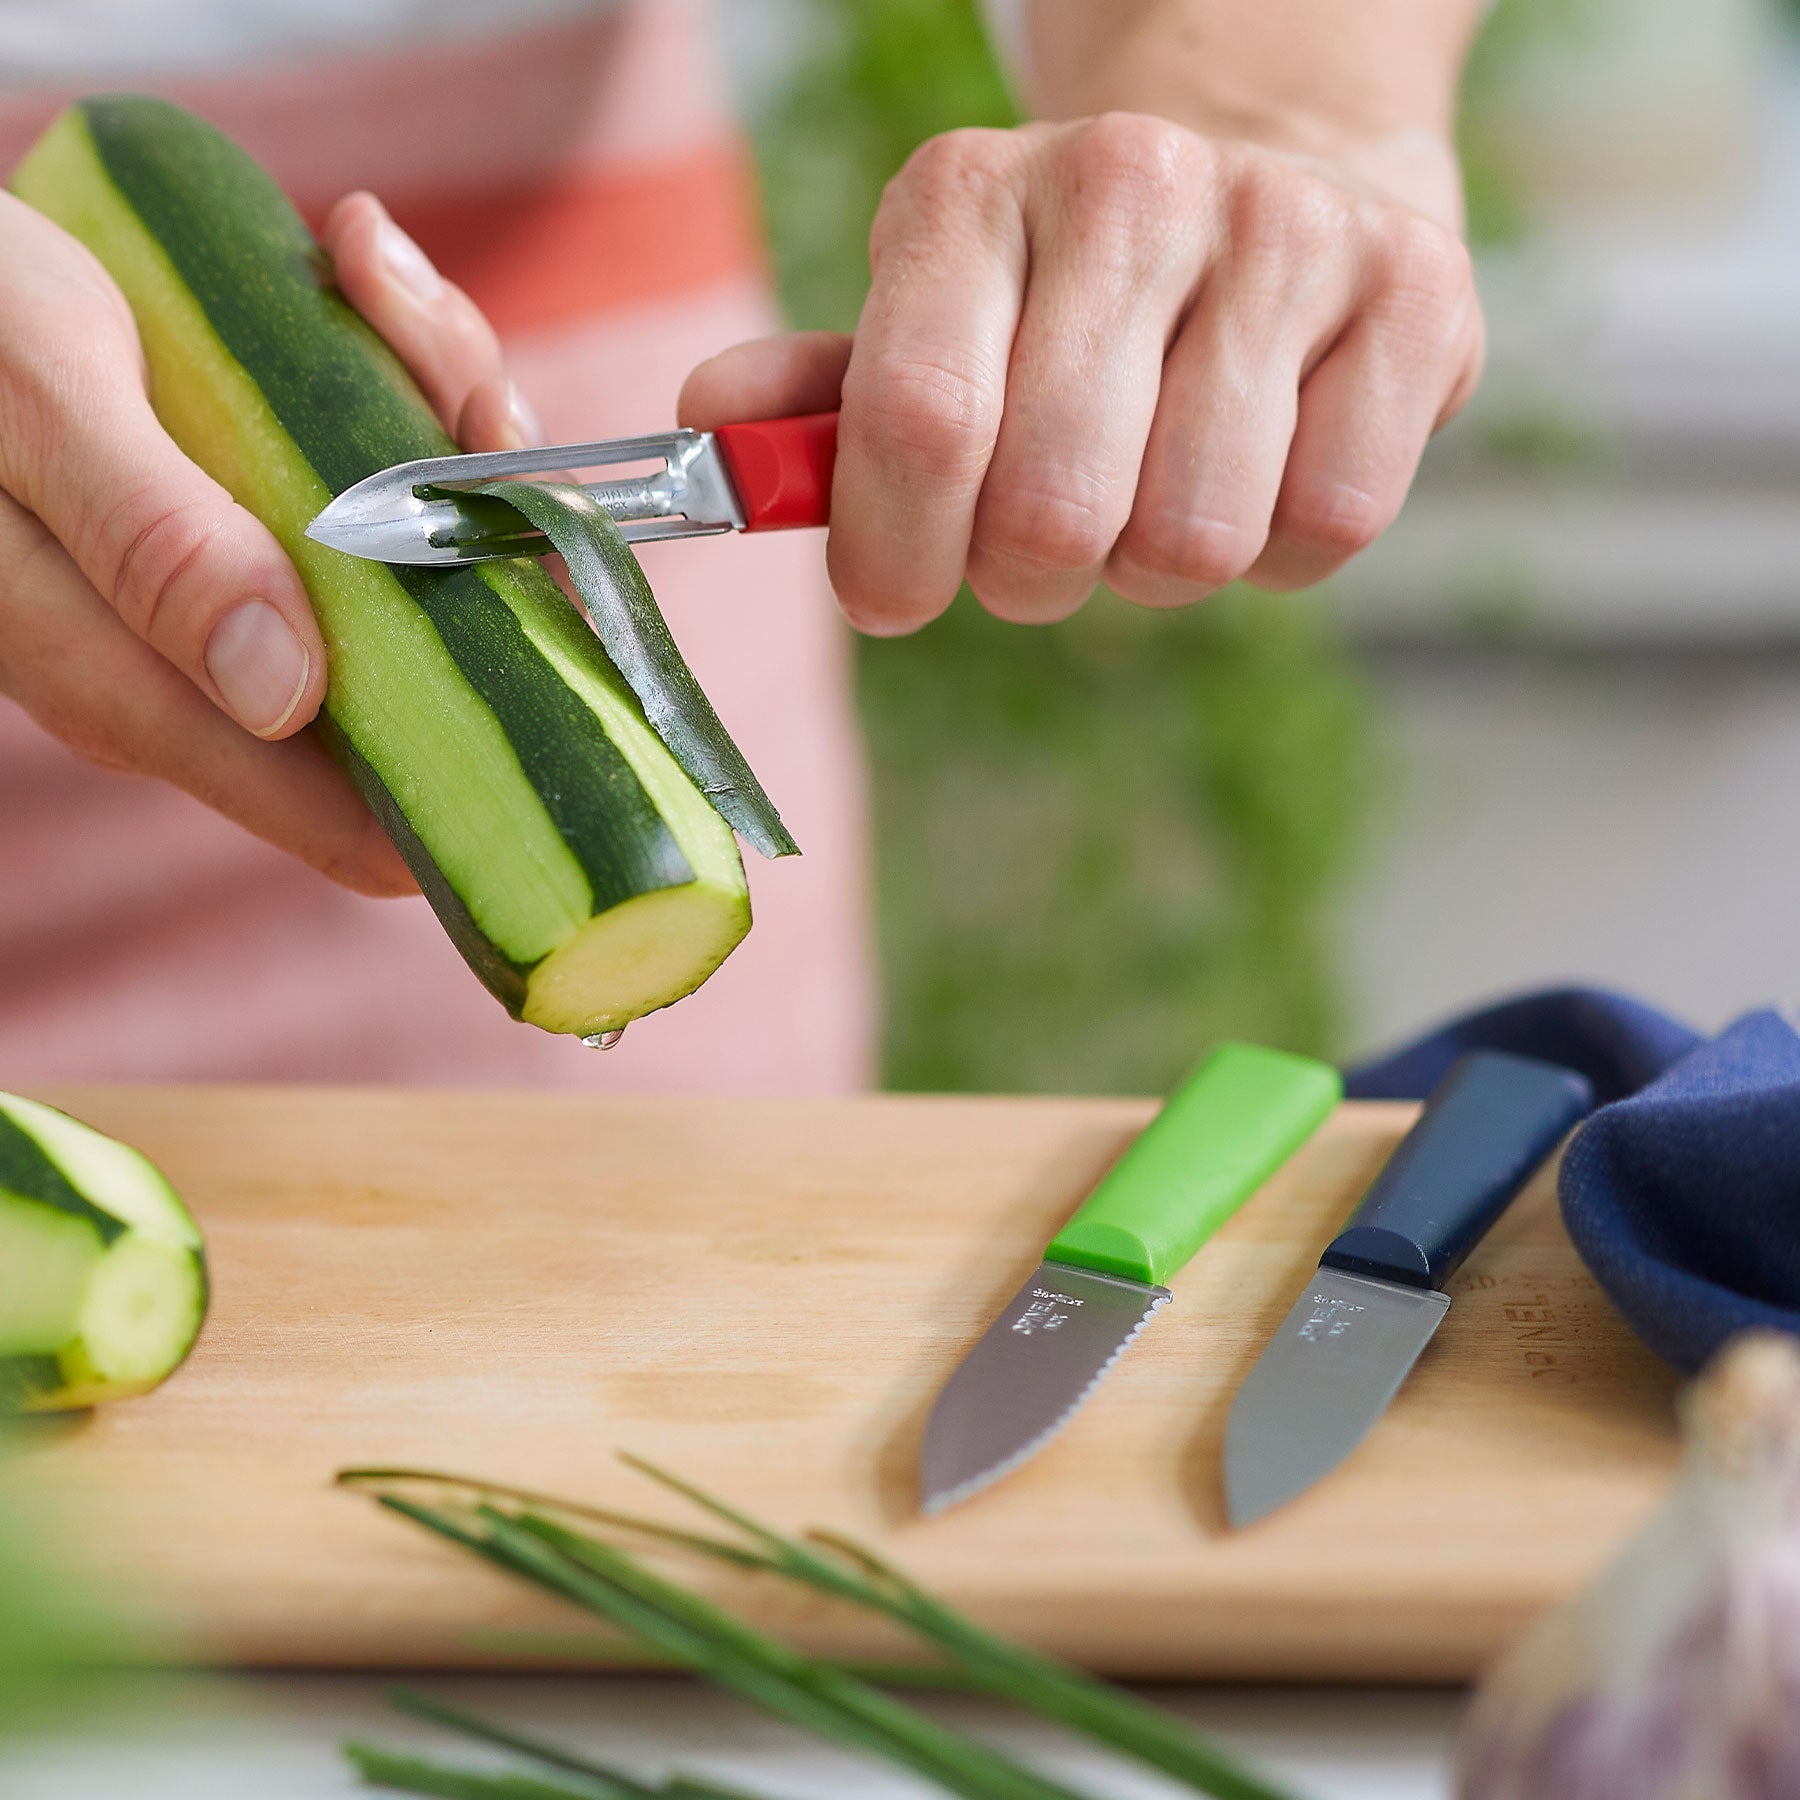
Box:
0;1094;207;1412
11;96;754;1037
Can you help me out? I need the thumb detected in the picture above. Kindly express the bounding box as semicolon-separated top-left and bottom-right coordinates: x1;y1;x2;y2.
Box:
9;355;326;741
677;331;852;429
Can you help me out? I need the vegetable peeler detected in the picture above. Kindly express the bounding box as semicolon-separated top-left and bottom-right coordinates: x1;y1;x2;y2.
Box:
304;411;839;567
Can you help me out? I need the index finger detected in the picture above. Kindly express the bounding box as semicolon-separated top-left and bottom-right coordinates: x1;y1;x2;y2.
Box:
827;131;1028;635
323;192;506;438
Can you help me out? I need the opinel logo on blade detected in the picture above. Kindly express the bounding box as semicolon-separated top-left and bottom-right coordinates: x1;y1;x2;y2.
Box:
1012;1290;1084;1333
1298;1293;1366;1343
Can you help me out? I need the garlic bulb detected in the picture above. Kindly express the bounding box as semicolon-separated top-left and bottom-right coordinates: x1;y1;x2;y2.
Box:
1457;1331;1800;1800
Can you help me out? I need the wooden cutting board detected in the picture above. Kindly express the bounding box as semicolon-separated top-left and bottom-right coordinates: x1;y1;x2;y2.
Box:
2;1086;1680;1681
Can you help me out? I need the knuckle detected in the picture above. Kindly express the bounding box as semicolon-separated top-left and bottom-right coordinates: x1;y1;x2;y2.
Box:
875;128;1019;255
0;343;87;489
65;724;134;776
1119;512;1261;593
850;355;999;479
1062;112;1191;219
979;480;1118;575
1227;157;1342;264
440;279;501;357
1375;216;1474;327
100;491;225;640
31;688;133;773
901;125;1013;188
1278;483;1391;561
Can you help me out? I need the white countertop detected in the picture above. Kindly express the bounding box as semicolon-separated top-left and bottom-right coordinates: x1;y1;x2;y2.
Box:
0;1675;1462;1799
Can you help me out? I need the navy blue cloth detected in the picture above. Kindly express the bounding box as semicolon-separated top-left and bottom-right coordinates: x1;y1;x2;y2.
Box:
1344;987;1800;1373
1344;986;1703;1106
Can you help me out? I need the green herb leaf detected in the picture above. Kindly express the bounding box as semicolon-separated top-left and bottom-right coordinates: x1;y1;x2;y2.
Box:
619;1458;1299;1800
442;480;798;861
491;1507;1084;1800
385;1690;662;1796
338;1469;771;1572
343;1466;1308;1800
369;1687;789;1800
664;1783;784;1800
345;1740;625;1800
365;1490;1089;1800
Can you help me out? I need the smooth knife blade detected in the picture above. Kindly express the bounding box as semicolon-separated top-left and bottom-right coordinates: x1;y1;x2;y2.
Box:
1222;1267;1449;1528
920;1260;1171;1515
1221;1050;1591;1528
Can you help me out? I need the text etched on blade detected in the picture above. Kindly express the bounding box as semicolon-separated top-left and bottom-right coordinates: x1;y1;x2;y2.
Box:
1297;1290;1366;1344
1012;1288;1084;1335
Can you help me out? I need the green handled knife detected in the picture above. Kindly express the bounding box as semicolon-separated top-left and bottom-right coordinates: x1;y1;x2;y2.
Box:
919;1042;1341;1515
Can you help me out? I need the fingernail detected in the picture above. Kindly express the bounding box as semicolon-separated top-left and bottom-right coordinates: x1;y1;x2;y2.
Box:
502;380;544;449
205;600;311;737
375;214;443;302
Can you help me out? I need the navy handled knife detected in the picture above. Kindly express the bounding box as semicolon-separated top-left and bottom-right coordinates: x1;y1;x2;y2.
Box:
1222;1049;1593;1527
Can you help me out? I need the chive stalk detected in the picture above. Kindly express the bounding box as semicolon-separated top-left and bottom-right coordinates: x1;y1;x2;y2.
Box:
346;1742;630;1800
384;1690;662;1796
355;1690;784;1800
339;1466;1305;1800
620;1456;1295;1800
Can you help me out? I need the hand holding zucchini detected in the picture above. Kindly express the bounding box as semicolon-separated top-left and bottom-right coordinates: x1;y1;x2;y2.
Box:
0;1093;206;1412
11;96;788;1038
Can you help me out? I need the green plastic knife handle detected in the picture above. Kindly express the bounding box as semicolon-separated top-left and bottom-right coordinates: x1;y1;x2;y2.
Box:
1047;1041;1341;1287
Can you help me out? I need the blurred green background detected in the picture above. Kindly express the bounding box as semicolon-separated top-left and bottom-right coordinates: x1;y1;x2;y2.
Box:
745;0;1386;1095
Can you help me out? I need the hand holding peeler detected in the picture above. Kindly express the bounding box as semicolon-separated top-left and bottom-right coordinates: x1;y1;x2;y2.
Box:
305;411;839;567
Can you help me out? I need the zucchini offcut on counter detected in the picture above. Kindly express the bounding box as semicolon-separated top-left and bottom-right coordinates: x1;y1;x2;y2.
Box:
0;1093;206;1412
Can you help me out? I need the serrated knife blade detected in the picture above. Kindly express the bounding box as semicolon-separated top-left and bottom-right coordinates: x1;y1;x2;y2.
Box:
919;1041;1342;1516
920;1261;1171;1515
1222;1049;1594;1528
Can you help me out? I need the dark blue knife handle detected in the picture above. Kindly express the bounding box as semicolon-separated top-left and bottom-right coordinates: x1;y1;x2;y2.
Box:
1320;1050;1593;1291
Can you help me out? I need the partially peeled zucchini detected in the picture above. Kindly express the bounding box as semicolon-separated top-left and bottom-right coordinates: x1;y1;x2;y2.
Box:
11;97;788;1037
0;1094;206;1412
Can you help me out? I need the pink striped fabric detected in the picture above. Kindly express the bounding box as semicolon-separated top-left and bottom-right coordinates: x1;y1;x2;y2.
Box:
0;0;877;1092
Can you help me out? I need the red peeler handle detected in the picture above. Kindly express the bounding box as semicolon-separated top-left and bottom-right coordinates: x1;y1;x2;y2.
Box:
712;412;838;531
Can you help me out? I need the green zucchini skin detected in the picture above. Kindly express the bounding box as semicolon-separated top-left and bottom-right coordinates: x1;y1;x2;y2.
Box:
0;1094;207;1413
11;96;752;1037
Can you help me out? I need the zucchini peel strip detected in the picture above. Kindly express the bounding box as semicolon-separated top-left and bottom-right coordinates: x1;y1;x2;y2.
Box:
449;480;800;861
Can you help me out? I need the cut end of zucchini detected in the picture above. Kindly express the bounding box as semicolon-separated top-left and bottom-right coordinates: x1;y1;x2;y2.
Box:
77;1234;207;1386
524;879;751;1036
0;1094;207;1413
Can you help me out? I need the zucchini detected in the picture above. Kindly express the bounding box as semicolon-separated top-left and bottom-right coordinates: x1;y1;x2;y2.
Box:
0;1093;206;1411
11;96;755;1037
